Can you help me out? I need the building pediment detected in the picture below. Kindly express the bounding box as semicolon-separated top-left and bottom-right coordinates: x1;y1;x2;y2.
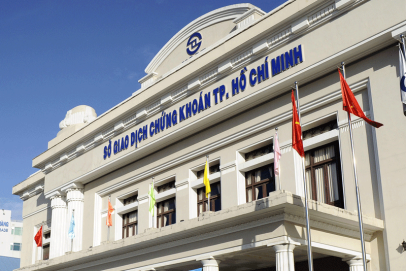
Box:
139;3;265;88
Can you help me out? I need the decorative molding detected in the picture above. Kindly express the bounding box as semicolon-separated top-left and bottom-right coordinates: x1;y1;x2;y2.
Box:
94;132;104;143
146;100;161;113
22;206;51;219
291;17;309;34
199;68;218;86
218;60;233;74
338;113;368;132
136;109;148;120
252;39;269;55
231;48;253;66
20;183;44;201
172;85;188;99
308;3;335;25
188;77;201;90
335;0;356;10
233;7;266;29
267;27;292;47
139;72;158;89
114;121;125;132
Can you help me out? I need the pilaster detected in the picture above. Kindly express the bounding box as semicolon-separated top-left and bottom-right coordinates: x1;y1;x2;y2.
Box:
65;185;84;252
273;244;296;271
50;194;67;259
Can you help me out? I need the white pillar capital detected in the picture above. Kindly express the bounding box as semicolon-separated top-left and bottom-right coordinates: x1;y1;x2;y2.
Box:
50;195;67;209
273;243;296;271
197;257;220;271
66;188;84;202
344;257;365;271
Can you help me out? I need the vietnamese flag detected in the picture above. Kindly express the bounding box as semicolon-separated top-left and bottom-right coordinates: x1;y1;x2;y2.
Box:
106;198;114;227
34;226;42;247
291;90;305;157
338;69;383;128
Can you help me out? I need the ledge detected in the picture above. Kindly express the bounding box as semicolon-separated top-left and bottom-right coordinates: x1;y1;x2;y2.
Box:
16;191;384;271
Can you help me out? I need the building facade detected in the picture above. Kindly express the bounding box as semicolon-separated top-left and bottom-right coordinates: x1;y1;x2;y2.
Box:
0;210;23;269
12;0;406;270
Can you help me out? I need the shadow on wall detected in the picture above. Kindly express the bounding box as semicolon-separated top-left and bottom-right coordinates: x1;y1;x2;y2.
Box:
252;256;349;271
36;192;49;208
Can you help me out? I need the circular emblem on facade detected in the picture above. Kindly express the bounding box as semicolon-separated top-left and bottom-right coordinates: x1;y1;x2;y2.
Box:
401;75;406;92
186;32;202;56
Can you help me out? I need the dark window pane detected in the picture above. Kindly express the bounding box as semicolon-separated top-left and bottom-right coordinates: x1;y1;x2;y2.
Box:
124;195;138;206
172;212;176;225
43;244;50;260
256;185;264;200
214;198;221;212
245;145;273;161
266;181;275;196
261;168;271;181
157;181;176;193
211;182;221;196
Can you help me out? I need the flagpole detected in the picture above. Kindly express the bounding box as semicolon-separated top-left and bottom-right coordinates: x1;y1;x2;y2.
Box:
400;34;406;114
152;177;155;227
107;195;110;242
206;155;210;212
71;209;74;252
341;62;368;271
275;127;281;191
295;81;314;271
41;224;43;261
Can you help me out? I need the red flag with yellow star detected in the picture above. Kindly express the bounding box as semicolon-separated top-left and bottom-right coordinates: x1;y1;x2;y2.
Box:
291;90;304;157
338;69;383;128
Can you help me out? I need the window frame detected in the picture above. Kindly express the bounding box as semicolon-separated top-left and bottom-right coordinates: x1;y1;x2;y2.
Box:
122;210;138;239
42;244;50;260
245;164;275;202
156;197;176;228
305;141;344;208
197;182;221;216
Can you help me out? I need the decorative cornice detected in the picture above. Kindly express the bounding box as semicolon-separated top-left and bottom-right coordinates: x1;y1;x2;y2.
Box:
20;184;44;201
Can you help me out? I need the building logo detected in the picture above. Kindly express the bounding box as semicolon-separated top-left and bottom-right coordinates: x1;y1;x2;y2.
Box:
186;32;202;55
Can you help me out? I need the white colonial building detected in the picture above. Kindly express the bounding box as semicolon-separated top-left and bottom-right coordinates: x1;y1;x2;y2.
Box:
12;0;406;270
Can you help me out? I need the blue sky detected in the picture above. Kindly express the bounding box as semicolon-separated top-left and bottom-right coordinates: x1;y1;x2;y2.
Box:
0;0;285;220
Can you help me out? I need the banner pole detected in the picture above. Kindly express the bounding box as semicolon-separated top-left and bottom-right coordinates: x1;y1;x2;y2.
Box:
107;195;110;242
206;155;210;212
152;177;155;227
400;34;406;114
275;127;281;191
341;62;368;271
295;81;314;271
71;209;74;252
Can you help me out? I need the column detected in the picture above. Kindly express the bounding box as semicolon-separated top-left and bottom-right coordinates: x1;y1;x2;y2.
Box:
345;258;364;271
50;195;67;259
273;244;296;271
200;258;220;271
66;186;84;252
